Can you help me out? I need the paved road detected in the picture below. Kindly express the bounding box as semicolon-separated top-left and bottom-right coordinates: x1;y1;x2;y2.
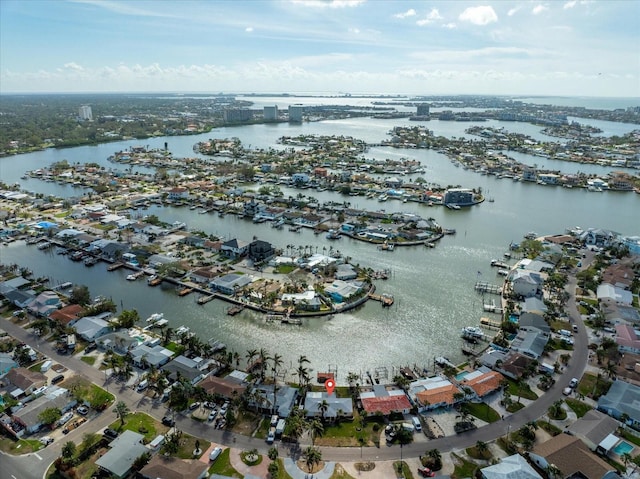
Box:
0;256;591;477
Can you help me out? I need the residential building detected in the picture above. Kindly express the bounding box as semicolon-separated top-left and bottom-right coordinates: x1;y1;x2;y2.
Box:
210;273;252;295
199;374;247;399
263;105;278;121
248;384;298;418
324;279;364;303
0;353;18;378
409;376;461;411
459;368;505;399
71;315;112;342
567;409;619;452
288;105;303;122
5;367;47;397
416;104;430;116
78;105;93;121
615;325;640;354
248;239;275;263
129;344;174;369
304;392;353;420
162;355;206;384
481;454;542;479
49;304;85;327
220;238;249;258
529;433;620;479
95;430;148;479
517;312;550;333
510;326;549;359
12;387;76;435
223;108;253;123
360;385;411;416
443;188;474;206
597;283;633;305
598;379;640;427
27;291;61;317
510;270;544;298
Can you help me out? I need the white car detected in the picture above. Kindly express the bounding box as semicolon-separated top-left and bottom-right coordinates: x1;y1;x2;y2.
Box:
208;410;218;422
39;436;54;446
209;446;222;462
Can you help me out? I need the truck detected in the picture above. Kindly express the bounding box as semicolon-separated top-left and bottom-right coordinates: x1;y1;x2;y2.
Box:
275;418;286;437
266;427;276;444
66;334;76;352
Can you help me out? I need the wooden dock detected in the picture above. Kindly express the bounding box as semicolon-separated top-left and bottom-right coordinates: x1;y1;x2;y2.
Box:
197;295;215;305
474;281;503;295
177;287;193;297
107;262;124;271
148;277;162;286
227;305;244;316
369;293;394;307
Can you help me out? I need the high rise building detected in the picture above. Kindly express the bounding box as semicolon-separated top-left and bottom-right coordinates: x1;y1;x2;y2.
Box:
223;108;253;123
78;105;93;121
288;105;303;122
263;105;279;121
417;104;430;116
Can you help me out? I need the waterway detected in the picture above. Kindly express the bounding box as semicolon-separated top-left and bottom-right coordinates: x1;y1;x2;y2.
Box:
1;100;638;384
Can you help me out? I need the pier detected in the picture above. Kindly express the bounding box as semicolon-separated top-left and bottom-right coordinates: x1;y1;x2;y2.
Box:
227;305;244;316
107;262;124;271
368;293;394;307
474;281;503;295
197;294;215;305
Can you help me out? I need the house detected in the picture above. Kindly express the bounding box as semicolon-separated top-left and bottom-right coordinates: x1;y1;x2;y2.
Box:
162;355;205;384
248;239;275;263
597;283;633;305
517;312;550;333
167;187;189;200
602;263;635;289
598;379;640;427
602;300;640;324
5;367;47;397
0;353;18;378
479;350;535;381
615;325;640;355
198;374;247;399
71;315;112;342
97;331;139;354
129;344;174;369
460;368;505;399
248;384;298;418
27;291;61;317
481;453;542;479
139;455;209;479
567;409;619;452
335;264;358;281
529;433;620;479
220;238;249;258
49;304;85;327
189;267;220;284
210;273;252;295
521;297;548;315
95;430;148;479
360;385;411;416
510;327;549;359
11;387;77;435
581;228;618;248
304;392;353;420
509;270;544;298
409;376;461;411
281;288;322;311
443;188;474;206
325;280;364;303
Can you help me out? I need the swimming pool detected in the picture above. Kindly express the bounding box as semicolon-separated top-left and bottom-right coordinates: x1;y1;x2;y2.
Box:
613;440;634;456
455;371;469;381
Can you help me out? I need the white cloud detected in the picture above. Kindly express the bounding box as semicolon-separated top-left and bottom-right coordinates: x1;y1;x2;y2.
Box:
563;1;577;9
507;6;521;16
290;0;365;8
70;0;175;18
394;8;416;19
417;8;443;26
63;62;84;72
245;27;254;32
442;23;456;29
532;4;549;15
458;5;498;26
349;27;361;34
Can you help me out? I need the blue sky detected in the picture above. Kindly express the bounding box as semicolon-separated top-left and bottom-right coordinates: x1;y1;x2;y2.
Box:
1;0;638;96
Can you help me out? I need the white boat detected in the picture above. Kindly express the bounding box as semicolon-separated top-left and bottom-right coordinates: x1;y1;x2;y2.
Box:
461;326;484;339
175;325;190;335
146;312;164;323
126;274;137;281
378;194;388;202
326;229;341;240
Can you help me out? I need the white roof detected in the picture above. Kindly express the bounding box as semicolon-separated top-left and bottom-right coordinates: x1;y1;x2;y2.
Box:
599;433;620;452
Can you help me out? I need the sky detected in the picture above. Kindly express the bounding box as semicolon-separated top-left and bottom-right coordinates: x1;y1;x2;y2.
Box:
1;0;639;97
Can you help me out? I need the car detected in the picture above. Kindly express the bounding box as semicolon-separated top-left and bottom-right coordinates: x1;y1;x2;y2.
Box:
203;401;216;409
188;401;201;411
39;436;54;446
569;377;579;388
77;405;89;415
12;309;24;317
418;467;435;477
51;374;65;384
219;402;229;416
209;446;222;462
208;410;218;422
162;416;175;427
103;428;119;439
84;343;97;353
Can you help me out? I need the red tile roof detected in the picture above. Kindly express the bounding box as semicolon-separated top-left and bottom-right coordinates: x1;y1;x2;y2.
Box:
361;395;411;416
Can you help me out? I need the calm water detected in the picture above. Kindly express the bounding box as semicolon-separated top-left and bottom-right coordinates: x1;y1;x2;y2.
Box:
1;106;638;383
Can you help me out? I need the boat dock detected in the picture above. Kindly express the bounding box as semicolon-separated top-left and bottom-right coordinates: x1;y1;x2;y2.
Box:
483;299;504;313
227;305;244;316
475;281;503;295
265;314;302;325
107;262;124;271
177;287;193;297
480;317;502;329
369;293;394;307
197;294;215;305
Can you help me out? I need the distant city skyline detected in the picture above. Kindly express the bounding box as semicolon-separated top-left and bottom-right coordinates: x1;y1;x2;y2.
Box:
1;0;638;97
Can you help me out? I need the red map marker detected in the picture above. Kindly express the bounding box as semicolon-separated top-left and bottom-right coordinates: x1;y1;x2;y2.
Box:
325;379;335;396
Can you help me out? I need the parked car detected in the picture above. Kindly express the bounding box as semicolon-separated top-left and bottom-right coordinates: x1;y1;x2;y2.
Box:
569;377;579;388
76;406;89;415
188;401;201;411
209;446;222;462
51;374;65;384
418;467;435;477
208;410;218;422
162;416;175;427
39;436;54;446
203;401;216;409
219;402;229;416
103;428;119;439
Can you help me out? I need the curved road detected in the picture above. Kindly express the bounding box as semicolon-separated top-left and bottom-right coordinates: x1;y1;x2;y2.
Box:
0;257;590;478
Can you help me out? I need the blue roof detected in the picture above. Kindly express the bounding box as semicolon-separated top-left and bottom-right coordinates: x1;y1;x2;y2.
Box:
37;221;58;229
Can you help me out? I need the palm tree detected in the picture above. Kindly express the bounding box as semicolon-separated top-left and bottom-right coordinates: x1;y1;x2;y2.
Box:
258;348;270;380
546;463;562;479
303;446;322;473
307;418;324;445
245;349;258;369
318;399;330;423
271;353;283;415
113;400;130;427
476;440;489;458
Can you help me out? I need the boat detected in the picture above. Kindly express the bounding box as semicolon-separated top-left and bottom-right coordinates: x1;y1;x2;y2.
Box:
172;221;186;230
37;241;51;250
175;325;190;336
524;232;538;240
461;327;484;339
177;287;193;297
147;275;162;286
70;250;85;261
146;312;164;323
150;318;168;328
83;256;98;267
55;247;68;255
126;274;138;281
326;229;341;240
442;228;456;235
227;305;244;316
446;204;461;210
425;242;436;248
289;225;302;232
378;241;394;251
490;259;509;268
497;269;509;276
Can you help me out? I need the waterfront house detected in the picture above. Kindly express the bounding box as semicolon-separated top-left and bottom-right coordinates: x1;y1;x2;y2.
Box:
615;325;640;354
409;376;461;411
517;312;550;333
529;433;620;479
335;264;358;281
248;383;298;418
167;187;189;200
189;266;221;284
521;297;548;315
221;238;250;258
443;188;474;206
248;239;275;263
509;326;549;359
95;430;148;479
12;387;76;435
146;253;175;269
598;379;640;427
580;228;618;248
27;290;61;317
459;368;505;399
71;315;112;342
359;385;411;416
162;355;205;385
6;367;47;397
1;288;34;309
597;283;633;305
481;454;542;479
325;279;364;303
304;391;353;420
281;288;322;311
602;263;635;289
0;353;18;378
567;409;619;452
129;344;174;369
509;270;544;298
199;373;247;400
97;331;139;355
139;455;209;479
210;273;252;295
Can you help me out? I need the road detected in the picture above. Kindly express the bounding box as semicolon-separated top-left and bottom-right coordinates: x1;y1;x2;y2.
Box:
0;256;590;478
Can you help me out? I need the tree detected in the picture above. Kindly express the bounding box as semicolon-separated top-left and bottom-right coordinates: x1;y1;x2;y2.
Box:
318;399;330;422
307;418;324;445
61;441;76;463
113;400;130;427
39;407;62;427
476;440;489;458
302;446;322;473
425;449;442;471
116;309;140;329
69;285;91;306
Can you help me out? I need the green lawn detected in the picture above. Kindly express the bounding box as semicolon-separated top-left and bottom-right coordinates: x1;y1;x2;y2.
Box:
506;402;525;413
465;402;501;423
80;356;96;366
565;398;592;418
109;412;159;442
451;453;479;479
208;448;242;477
393;461;414;479
317;415;383;447
176;434;210;460
620;429;640;447
577;372;612;399
507;380;538;400
0;437;43;454
538;420;562;436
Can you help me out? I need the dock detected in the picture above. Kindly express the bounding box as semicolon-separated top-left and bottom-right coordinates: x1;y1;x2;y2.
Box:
227;305;244;316
480;317;502;329
107;262;124;271
148;276;163;286
369;293;394;307
177;287;193;297
461;344;481;356
197;294;215;305
475;281;503;295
